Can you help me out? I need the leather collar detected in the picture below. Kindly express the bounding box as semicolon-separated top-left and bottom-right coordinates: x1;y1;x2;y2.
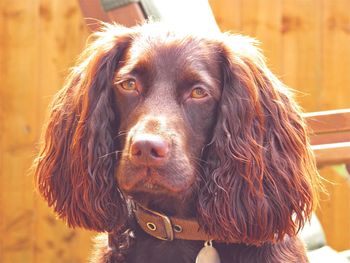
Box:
133;202;216;242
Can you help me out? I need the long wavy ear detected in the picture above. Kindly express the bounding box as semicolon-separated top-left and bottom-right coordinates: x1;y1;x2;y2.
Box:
198;35;320;245
34;24;133;232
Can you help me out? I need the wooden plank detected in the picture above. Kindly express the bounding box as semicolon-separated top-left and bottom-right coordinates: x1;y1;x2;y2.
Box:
304;109;350;134
312;142;350;166
310;132;350;145
241;0;283;76
317;166;350;251
209;0;241;33
78;0;109;31
321;0;350;110
107;3;145;27
281;0;322;112
0;0;40;262
0;0;4;260
33;1;93;262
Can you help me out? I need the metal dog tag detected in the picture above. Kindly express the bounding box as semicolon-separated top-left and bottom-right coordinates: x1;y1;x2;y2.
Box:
195;240;221;263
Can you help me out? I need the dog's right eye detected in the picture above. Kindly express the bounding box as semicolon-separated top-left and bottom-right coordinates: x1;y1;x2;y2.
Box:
119;79;138;91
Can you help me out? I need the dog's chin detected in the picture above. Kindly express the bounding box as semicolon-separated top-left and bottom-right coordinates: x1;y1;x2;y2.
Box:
120;174;194;198
117;165;196;196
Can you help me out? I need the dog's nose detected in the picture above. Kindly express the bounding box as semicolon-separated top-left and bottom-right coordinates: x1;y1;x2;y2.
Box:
130;134;169;166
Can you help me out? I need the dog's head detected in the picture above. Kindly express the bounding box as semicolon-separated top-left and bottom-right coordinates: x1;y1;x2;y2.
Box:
34;23;319;244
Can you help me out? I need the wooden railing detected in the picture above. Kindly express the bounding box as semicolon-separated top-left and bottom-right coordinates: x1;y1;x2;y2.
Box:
305;109;350;170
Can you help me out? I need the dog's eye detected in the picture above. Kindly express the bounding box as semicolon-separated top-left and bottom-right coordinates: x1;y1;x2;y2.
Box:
119;79;138;91
191;87;208;99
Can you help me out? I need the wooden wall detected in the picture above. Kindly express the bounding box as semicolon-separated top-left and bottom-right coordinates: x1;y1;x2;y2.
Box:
210;0;350;112
0;1;94;262
0;0;349;262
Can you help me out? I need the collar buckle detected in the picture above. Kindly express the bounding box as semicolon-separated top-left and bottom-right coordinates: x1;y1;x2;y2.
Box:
134;203;174;241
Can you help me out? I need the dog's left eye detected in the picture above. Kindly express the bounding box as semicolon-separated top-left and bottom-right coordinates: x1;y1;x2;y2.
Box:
191;87;208;99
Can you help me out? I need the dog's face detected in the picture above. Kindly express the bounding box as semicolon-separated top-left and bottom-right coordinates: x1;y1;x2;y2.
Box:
114;35;221;205
35;23;319;244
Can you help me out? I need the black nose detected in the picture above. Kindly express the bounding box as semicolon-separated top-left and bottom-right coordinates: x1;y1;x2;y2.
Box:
130;134;169;166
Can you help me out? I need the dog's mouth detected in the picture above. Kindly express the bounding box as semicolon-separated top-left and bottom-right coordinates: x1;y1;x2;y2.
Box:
143;180;162;191
118;166;186;194
137;169;165;192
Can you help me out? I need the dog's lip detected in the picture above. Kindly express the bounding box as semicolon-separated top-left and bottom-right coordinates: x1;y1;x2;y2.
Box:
119;167;164;192
124;180;167;196
119;165;195;194
123;172;182;195
143;181;162;190
136;170;164;191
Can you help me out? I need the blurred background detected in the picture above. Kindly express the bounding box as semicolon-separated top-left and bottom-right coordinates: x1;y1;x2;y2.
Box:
0;0;349;262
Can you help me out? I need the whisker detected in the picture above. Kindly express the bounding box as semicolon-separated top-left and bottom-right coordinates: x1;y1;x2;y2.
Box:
191;156;209;165
98;150;125;159
98;151;118;159
113;130;129;140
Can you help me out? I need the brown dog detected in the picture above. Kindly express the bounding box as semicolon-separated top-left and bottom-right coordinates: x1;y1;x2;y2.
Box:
34;23;320;263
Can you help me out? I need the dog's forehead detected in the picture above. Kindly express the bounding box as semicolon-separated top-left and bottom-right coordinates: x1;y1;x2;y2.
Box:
126;31;217;75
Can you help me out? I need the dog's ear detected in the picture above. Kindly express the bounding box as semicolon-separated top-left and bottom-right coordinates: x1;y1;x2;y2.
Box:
34;25;133;232
198;35;320;245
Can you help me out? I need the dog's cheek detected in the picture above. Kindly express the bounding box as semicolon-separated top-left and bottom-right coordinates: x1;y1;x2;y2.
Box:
184;100;219;157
